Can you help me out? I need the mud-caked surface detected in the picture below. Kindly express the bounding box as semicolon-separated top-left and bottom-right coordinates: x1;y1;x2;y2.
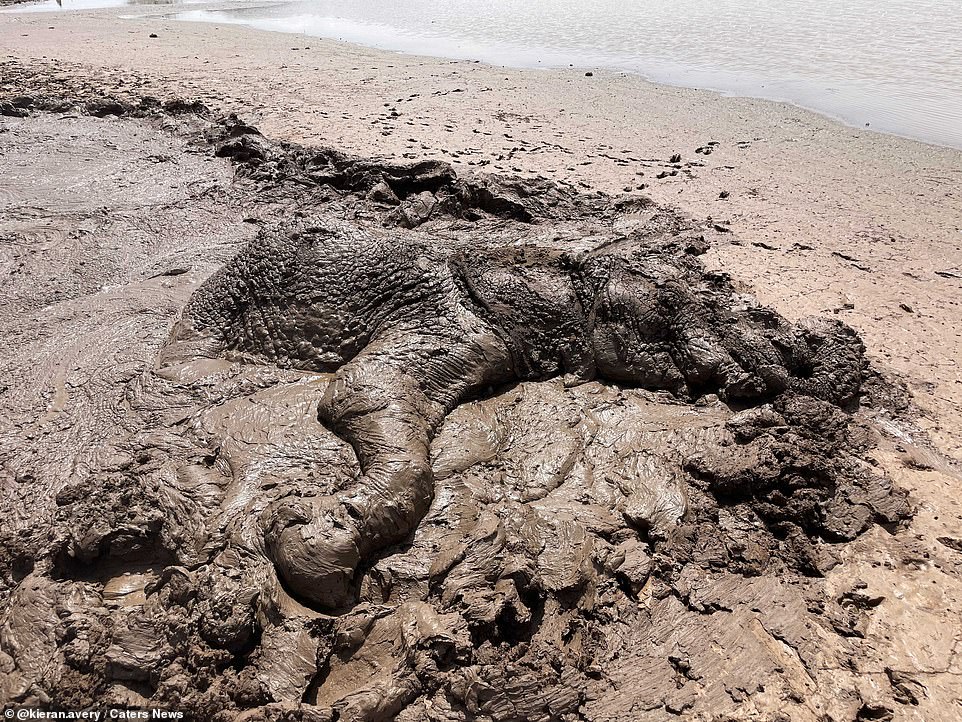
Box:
0;92;921;722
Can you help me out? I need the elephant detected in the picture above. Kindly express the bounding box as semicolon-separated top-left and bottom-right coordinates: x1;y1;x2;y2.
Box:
160;215;865;610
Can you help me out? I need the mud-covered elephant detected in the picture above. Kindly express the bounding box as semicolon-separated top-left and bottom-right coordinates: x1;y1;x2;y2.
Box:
160;216;864;610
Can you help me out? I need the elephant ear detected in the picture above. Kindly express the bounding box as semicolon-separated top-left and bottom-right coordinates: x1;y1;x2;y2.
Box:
450;247;595;381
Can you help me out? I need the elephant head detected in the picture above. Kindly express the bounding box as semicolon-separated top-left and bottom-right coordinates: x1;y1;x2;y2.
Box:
584;253;866;406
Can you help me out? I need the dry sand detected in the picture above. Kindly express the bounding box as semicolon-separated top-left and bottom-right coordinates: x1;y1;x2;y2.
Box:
1;4;961;720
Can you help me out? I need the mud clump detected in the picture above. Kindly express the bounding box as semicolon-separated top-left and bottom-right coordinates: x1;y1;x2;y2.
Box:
207;113;629;227
0;75;913;722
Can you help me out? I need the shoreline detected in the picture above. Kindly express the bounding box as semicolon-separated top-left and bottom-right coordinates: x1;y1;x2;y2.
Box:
6;1;962;151
4;3;962;151
185;17;962;153
169;7;962;153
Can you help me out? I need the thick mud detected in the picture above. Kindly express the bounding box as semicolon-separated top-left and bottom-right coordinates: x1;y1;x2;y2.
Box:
0;85;914;721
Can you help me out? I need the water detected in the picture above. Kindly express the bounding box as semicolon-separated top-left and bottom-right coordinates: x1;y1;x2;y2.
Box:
11;0;962;149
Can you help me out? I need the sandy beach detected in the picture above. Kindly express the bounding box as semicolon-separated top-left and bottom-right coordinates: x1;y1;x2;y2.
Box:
1;4;961;721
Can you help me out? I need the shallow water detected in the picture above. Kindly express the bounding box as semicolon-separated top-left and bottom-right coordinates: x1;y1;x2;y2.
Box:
12;0;962;149
185;0;962;149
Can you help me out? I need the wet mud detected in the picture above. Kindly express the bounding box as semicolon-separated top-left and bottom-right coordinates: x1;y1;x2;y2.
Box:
0;82;917;721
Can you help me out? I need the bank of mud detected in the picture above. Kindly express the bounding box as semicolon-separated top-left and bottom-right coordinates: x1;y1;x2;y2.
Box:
0;70;957;722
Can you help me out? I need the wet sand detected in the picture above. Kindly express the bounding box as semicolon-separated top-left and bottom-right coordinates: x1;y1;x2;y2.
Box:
1;5;961;721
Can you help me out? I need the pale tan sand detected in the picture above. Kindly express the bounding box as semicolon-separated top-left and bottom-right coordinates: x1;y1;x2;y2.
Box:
2;5;961;718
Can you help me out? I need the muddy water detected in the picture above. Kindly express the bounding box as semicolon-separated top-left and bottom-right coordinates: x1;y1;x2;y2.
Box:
160;0;962;149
